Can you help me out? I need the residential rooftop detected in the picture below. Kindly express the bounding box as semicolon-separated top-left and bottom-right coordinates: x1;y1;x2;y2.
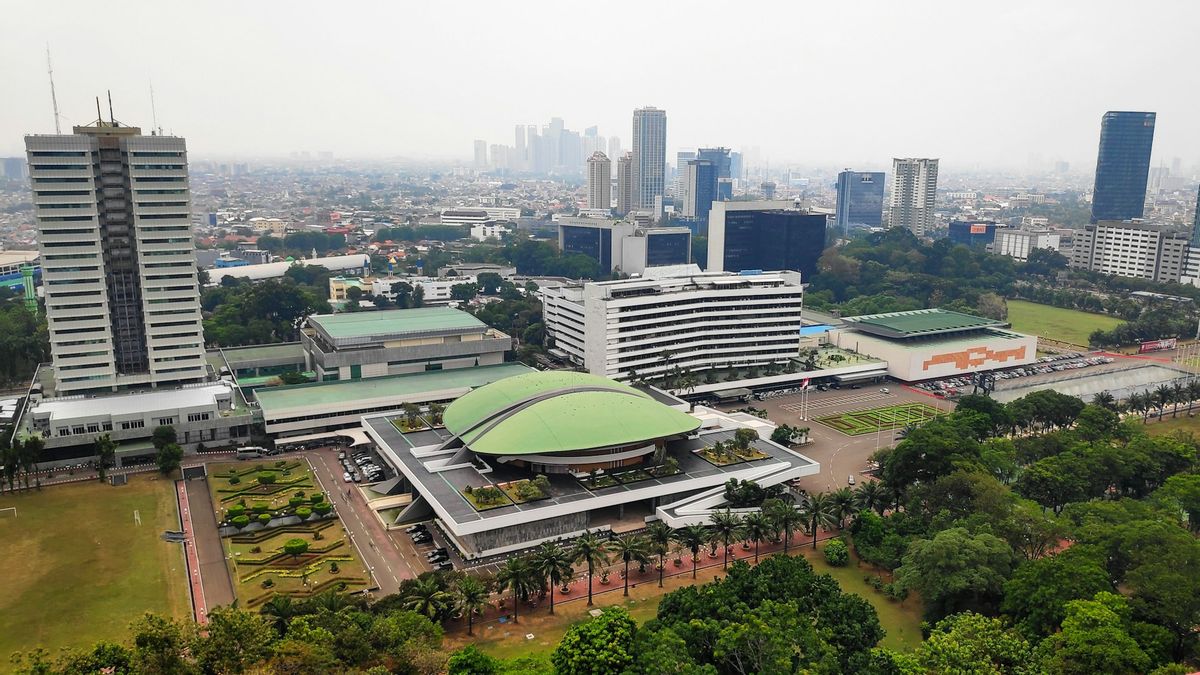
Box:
253;363;531;414
841;308;1005;339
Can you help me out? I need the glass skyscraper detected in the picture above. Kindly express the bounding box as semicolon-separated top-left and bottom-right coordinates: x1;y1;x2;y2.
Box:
1091;111;1155;222
835;170;885;232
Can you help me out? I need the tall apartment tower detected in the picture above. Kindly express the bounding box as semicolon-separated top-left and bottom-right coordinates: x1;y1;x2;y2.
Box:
616;152;634;215
1091;111;1155;222
586;152;612;211
631;107;666;209
835;170;886;233
888;158;939;236
473;140;488;168
25;120;206;394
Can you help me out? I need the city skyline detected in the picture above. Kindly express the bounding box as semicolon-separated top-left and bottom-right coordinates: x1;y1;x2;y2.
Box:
4;1;1200;169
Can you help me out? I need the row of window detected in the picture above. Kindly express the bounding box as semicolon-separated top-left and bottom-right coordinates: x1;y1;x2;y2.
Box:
56;421;113;437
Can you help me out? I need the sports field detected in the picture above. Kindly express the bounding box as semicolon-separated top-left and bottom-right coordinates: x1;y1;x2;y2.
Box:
1006;299;1123;347
0;474;190;660
817;403;943;436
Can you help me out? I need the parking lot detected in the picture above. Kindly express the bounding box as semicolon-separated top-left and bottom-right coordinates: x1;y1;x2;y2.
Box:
913;352;1116;397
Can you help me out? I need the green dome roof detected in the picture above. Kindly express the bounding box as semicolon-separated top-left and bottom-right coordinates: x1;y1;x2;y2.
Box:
443;371;700;456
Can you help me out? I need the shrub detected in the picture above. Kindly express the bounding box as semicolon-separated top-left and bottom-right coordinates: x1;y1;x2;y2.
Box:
824;538;850;567
257;472;276;486
288;496;304;508
229;476;241;485
330;561;340;573
250;545;262;554
252;502;269;514
261;578;274;589
231;515;251;529
275;460;285;467
227;504;246;518
336;581;347;592
295;491;306;498
295;507;312;519
309;493;324;504
312;502;332;516
464;485;474;495
258;513;272;525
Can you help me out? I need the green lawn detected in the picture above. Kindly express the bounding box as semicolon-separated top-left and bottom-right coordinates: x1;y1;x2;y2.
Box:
1006;299;1123;347
818;403;943;436
1141;413;1200;437
0;475;190;660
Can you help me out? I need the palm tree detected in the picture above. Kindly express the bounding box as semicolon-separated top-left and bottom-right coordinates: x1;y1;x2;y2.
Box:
259;594;297;635
765;499;804;555
709;509;745;569
830;487;857;529
1188;380;1200;414
496;556;534;624
854;480;887;516
452;575;490;636
93;434;117;482
673;524;710;579
645;521;673;587
570;531;610;606
1154;384;1173;420
1125;391;1146;423
741;512;773;563
1091;391;1117;411
402;575;451;620
608;534;651;597
1172;382;1187;417
530;541;573;614
799;492;838;550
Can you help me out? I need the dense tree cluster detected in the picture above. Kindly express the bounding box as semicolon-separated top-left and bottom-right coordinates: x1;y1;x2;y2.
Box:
860;390;1200;669
257;231;347;256
373;225;470;243
0;295;49;388
201;272;332;347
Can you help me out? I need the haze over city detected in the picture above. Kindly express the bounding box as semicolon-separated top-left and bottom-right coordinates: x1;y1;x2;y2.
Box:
4;0;1200;168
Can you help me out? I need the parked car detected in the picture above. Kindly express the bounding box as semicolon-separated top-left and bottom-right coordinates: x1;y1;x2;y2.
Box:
433;561;454;571
427;552;449;563
411;533;432;543
342;472;352;483
848;474;856;485
405;524;427;534
879;387;890;394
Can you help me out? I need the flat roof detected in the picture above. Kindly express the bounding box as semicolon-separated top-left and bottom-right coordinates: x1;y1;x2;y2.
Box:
32;383;237;421
219;342;305;366
842;308;1004;339
254;363;532;414
307;307;485;341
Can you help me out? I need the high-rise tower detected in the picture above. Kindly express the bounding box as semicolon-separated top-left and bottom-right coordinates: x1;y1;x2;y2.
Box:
616;152;634;215
835;170;886;232
26;118;205;394
887;158;939;236
631;107;666;209
1091;111;1155;222
586;152;612;211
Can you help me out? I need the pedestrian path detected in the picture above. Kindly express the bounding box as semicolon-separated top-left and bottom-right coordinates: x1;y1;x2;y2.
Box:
176;481;208;625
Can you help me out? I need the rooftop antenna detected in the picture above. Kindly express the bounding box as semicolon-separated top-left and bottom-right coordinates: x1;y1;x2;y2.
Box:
149;81;161;136
95;96;102;126
107;90;116;126
46;46;61;133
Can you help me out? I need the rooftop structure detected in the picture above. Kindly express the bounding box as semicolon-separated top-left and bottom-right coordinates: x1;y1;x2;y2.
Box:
300;307;510;382
361;372;818;558
840;309;1005;339
205;254;370;285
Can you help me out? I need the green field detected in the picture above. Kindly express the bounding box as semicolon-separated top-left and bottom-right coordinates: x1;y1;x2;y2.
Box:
0;475;190;660
818;403;943;436
1006;299;1123;347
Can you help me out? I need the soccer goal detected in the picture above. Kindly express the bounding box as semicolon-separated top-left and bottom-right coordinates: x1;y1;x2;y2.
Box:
0;506;17;519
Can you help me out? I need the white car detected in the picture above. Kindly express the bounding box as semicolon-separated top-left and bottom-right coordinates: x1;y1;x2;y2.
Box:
848;475;856;486
342;472;352;483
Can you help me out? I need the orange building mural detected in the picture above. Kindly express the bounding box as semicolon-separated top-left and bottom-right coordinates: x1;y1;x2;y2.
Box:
922;345;1028;371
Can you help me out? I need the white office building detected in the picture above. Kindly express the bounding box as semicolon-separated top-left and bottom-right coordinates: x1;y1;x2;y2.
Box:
26;121;206;394
991;229;1061;261
888;158;939;236
586;151;611;211
541;265;804;382
1070;220;1189;283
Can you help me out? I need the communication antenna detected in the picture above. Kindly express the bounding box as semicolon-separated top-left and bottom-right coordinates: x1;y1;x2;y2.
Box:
46;46;61;133
149;81;161;135
107;90;115;126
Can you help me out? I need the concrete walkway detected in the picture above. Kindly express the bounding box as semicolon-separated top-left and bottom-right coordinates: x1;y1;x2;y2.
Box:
184;478;236;609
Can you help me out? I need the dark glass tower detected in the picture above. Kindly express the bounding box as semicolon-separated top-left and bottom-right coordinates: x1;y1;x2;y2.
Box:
719;210;827;280
835;170;885;232
1091;111;1155;222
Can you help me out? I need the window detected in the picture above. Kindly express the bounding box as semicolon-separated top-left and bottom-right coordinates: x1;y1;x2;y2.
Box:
72;426;86;435
57;427;69;436
86;423;100;433
157;417;175;426
121;419;145;430
187;412;210;423
102;422;112;431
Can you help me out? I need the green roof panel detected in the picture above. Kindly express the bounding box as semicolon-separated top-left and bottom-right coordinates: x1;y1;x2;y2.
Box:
308;307;485;340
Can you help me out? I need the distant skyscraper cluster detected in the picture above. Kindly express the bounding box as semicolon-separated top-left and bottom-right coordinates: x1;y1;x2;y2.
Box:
1091;111;1155;222
888;158;939;236
472;117;615;175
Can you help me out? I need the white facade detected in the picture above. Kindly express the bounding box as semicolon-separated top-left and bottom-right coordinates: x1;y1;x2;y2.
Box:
992;229;1061;261
631;107;666;209
616;152;634;215
469;223;510;241
1070;221;1189;283
829;329;1037;382
541;265;803;381
586;151;611;211
27;125;206;394
206;254;370;285
888;158;939;236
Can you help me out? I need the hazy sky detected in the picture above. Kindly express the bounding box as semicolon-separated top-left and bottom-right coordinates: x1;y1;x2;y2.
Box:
3;0;1198;170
